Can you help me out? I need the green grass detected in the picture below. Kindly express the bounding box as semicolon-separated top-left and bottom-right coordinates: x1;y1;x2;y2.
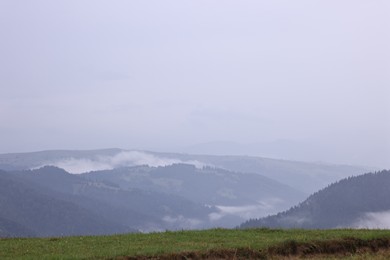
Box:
1;228;390;259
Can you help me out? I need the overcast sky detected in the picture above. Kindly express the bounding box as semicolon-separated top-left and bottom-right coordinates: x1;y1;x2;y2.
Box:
0;1;389;168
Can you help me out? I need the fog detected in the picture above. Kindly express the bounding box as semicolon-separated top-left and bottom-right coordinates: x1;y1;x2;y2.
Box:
35;151;206;174
1;1;389;168
210;199;286;221
353;211;390;229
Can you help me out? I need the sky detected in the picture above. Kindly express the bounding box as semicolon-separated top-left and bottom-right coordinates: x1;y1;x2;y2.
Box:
0;0;389;168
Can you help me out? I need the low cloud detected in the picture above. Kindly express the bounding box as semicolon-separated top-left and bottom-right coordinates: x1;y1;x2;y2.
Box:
43;158;112;174
209;198;285;221
352;211;390;229
36;151;207;174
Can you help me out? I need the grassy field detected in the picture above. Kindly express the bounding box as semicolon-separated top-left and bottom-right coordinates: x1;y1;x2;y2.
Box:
1;228;390;259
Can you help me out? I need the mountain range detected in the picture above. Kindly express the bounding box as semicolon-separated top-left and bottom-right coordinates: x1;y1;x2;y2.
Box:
0;148;371;193
0;149;380;237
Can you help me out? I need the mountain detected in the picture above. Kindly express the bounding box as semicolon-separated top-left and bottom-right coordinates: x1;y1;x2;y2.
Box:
0;149;122;171
149;152;371;194
0;149;372;236
7;166;216;233
180;140;390;170
0;149;371;194
84;164;305;220
0;169;130;237
0;164;306;236
0;216;35;238
240;170;390;229
181;140;320;161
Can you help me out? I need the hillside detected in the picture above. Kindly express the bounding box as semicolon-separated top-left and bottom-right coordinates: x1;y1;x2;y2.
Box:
0;169;130;237
240;170;390;229
150;152;372;194
84;164;305;218
0;149;374;236
0;164;306;237
2;166;219;235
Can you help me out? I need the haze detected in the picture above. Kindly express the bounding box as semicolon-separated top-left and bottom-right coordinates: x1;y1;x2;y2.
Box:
0;1;389;168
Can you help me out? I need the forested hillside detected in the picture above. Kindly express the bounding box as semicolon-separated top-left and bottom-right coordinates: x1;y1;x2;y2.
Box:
241;170;390;229
0;164;303;237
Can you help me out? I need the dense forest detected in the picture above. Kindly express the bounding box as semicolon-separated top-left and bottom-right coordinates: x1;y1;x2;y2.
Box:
241;170;390;229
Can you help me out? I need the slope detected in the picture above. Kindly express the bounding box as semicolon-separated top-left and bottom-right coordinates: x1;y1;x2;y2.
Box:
150;152;371;194
240;170;390;229
83;164;305;226
0;170;129;237
10;166;216;232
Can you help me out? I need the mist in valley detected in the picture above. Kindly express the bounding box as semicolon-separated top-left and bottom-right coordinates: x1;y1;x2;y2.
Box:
0;0;389;236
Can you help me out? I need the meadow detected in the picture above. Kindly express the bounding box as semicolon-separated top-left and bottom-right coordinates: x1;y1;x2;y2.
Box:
1;228;390;259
